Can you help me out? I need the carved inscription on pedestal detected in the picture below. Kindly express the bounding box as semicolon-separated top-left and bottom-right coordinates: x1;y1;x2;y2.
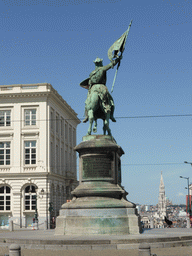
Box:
82;155;112;179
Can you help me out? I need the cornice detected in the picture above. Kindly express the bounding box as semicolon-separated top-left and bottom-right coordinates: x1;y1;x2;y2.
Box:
21;131;39;137
0;172;77;181
0;172;49;178
0;83;47;88
0;92;49;99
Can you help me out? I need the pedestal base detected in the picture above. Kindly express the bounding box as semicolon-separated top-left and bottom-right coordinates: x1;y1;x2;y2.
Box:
55;135;141;236
55;197;140;235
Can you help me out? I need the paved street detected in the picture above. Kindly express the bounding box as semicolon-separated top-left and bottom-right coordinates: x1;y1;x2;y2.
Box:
0;228;192;255
0;244;192;256
1;228;192;241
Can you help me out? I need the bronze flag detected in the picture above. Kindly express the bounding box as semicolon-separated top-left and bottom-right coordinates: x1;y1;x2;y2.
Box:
109;20;133;93
108;20;133;62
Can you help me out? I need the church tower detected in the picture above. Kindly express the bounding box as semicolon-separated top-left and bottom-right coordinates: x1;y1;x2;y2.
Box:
158;171;167;219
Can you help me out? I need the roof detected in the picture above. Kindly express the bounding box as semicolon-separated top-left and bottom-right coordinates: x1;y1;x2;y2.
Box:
0;83;81;124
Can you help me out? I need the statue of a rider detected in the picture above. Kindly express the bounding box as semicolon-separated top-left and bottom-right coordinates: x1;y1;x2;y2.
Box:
81;56;121;123
80;21;133;135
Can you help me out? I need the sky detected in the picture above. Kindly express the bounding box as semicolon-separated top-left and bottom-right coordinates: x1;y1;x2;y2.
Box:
0;0;192;205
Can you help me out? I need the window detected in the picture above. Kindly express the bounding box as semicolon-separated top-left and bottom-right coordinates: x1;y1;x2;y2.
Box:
56;145;59;171
69;152;71;170
24;109;36;126
69;126;72;144
24;185;36;210
0;110;11;127
24;141;36;165
0;142;10;165
61;118;64;137
73;129;76;147
51;142;53;167
65;150;68;170
65;122;68;140
56;114;59;133
0;186;11;211
66;186;71;200
50;111;54;130
61;146;64;170
61;186;64;205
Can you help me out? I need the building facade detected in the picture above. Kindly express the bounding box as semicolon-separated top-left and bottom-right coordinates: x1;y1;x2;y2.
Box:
0;83;80;229
140;213;163;229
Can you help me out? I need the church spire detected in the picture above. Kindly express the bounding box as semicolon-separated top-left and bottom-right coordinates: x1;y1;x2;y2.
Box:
159;171;165;191
158;171;167;219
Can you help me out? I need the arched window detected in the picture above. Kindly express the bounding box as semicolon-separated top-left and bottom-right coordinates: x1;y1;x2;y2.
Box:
24;185;36;210
0;186;11;211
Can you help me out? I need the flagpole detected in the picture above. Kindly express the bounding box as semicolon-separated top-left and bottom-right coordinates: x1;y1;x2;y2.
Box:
111;68;118;93
111;20;133;93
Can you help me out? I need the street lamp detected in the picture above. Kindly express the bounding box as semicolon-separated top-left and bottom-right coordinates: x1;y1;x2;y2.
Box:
180;176;190;216
184;161;192;215
29;187;44;229
49;202;54;229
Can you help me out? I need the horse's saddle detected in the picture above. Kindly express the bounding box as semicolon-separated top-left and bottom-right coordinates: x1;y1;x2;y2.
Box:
90;84;108;98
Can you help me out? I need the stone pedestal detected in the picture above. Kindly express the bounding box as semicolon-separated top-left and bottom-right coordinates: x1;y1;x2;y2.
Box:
55;135;141;235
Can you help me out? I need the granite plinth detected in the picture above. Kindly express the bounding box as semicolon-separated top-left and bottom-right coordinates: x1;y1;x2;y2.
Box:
55;135;141;235
55;207;140;235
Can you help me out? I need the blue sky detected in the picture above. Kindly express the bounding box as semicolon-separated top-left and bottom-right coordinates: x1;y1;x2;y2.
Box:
0;0;192;205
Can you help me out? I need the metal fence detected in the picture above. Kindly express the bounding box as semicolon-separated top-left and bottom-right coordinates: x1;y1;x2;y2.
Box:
8;220;47;231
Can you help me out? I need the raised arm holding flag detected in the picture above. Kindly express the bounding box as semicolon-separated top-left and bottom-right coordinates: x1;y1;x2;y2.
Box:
108;20;133;93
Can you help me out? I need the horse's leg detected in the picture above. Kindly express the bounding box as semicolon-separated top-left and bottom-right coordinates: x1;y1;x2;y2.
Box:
104;111;112;136
87;109;94;135
86;92;99;135
93;119;97;133
103;120;106;135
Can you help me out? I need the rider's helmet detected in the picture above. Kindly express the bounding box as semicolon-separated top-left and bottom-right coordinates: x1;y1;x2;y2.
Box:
93;57;103;66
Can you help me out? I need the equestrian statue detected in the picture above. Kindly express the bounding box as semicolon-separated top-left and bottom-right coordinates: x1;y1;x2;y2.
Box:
80;20;133;136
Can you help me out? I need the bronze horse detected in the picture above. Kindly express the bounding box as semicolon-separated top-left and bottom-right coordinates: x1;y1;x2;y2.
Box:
85;84;112;136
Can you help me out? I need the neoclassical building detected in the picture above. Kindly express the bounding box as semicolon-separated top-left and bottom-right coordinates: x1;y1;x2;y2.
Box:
0;83;80;229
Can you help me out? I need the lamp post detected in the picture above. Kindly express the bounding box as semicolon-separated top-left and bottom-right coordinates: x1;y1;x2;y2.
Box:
184;161;192;216
49;202;54;229
29;187;44;230
180;176;190;216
